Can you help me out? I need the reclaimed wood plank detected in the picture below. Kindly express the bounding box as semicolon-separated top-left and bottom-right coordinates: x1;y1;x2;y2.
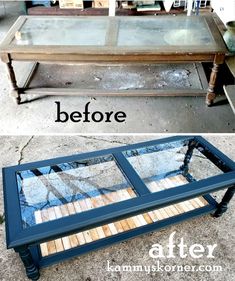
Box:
89;193;119;236
34;210;49;257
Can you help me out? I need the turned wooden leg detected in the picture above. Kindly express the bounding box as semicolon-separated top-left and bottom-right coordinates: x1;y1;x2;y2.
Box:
5;60;21;104
17;247;40;280
206;63;219;106
180;140;196;176
213;185;235;217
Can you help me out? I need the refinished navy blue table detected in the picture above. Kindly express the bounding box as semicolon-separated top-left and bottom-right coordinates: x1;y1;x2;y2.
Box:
2;136;235;280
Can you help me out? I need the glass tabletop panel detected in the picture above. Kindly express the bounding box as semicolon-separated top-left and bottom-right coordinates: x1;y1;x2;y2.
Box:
13;17;108;46
117;17;215;47
123;140;224;193
16;155;136;228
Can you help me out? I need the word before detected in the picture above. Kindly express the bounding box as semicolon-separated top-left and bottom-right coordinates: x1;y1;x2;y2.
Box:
149;231;217;259
55;101;126;123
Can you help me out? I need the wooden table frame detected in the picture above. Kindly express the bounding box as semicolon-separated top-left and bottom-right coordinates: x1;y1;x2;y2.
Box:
0;15;228;105
2;136;235;280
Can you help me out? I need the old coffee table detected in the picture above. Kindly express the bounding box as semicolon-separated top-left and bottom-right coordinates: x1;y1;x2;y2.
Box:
2;136;235;280
0;15;228;105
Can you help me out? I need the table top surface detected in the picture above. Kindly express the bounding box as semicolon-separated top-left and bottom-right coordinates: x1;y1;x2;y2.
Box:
0;15;227;55
3;136;235;248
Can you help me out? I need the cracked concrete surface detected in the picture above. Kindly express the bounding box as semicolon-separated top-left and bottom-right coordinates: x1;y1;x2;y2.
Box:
0;135;234;281
17;136;34;164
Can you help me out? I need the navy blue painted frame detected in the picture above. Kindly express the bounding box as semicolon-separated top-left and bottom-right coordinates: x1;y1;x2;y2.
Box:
2;136;235;269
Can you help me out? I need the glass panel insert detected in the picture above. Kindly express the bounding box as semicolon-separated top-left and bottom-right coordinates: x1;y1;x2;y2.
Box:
123;139;224;193
16;155;136;228
13;18;108;46
118;17;214;46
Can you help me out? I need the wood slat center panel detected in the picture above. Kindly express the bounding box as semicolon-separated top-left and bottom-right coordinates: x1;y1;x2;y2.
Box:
34;175;208;257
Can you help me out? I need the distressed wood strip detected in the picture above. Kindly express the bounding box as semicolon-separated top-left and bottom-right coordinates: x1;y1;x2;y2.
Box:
175;176;208;209
90;196;102;208
108;223;118;235
67;202;76;214
147;180;174;218
75;231;86;245
46;208;64;254
125;217;137;229
156;180;181;216
49;207;66;253
125;189;148;226
41;208;49;222
103;191;131;233
172;176;196;210
82;230;93;243
34;210;49;257
146;180;170;220
161;177;188;213
188;199;200;209
126;188;137;198
54;238;65;253
55;205;71;250
157;207;171;219
71;202;88;244
95;225;106;238
119;219;131;231
115;221;126;233
77;200;95;242
147;211;159;222
162;180;183;215
101;192;116;205
60;204;70;216
104;190;132;230
197;196;209;206
82;196;103;239
165;177;192;212
90;192;119;236
116;190;138;228
78;198;89;212
73;201;82;213
85;198;95;210
142;212;154;224
127;185;164;222
81;199;100;241
102;224;112;237
87;228;100;241
66;204;79;247
175;176;208;207
46;240;57;255
153;180;177;217
151;209;165;221
146;181;156;192
54;205;63;218
42;209;57;255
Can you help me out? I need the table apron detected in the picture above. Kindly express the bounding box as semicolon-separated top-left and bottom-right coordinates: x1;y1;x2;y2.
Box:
7;53;217;63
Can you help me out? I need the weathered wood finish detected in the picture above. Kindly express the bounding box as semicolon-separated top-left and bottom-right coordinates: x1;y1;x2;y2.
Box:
5;59;21;104
0;15;228;104
35;175;208;257
23;88;206;97
206;63;219;106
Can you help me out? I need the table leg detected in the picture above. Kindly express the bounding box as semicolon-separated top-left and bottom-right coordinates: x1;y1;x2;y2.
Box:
206;62;219;106
180;140;196;176
17;247;40;280
213;185;235;217
5;60;21;104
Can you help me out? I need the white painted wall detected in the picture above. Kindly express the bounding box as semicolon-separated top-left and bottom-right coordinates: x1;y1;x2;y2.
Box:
211;0;235;25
